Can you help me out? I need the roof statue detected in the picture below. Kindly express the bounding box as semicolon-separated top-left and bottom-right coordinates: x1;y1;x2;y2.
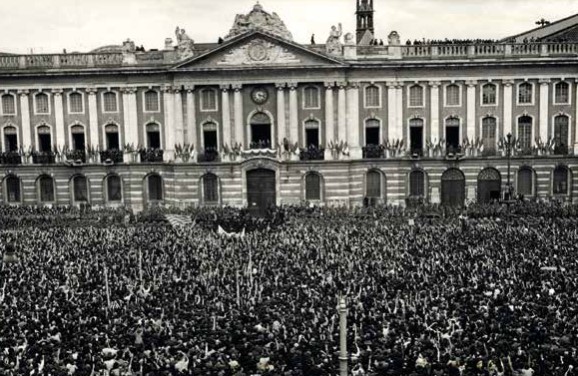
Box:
326;23;343;56
175;27;195;59
226;2;293;41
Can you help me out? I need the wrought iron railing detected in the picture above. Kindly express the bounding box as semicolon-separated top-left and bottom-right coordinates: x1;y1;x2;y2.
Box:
139;148;164;163
299;146;325;161
0;151;22;165
198;148;220;162
66;149;86;163
100;149;124;163
362;145;385;159
32;151;56;164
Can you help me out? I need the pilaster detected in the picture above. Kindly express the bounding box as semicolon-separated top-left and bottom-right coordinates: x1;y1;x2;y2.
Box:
173;86;184;147
185;86;196;148
539;78;550;142
122;87;137;149
288;83;299;144
386;81;397;141
466;80;477;141
503;80;514;137
220;84;231;148
232;84;244;147
18;90;31;150
86;87;99;148
52;89;65;148
347;82;361;158
275;83;286;145
337;82;348;141
575;81;578;153
395;83;404;142
162;85;175;160
429;81;441;142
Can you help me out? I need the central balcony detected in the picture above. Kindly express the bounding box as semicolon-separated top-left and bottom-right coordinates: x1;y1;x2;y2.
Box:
198;148;220;163
32;151;56;164
100;149;124;164
0;151;22;165
299;146;325;161
139;148;164;163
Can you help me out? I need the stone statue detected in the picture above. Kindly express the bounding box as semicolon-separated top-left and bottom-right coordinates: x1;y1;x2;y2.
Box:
175;26;195;59
344;32;355;46
388;31;401;46
225;4;293;40
326;23;343;55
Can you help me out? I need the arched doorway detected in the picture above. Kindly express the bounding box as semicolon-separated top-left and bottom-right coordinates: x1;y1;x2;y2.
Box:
247;169;276;216
477;168;501;204
441;168;465;207
250;112;272;149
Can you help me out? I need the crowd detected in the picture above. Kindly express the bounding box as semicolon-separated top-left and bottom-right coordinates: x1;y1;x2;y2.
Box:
405;39;500;46
1;203;578;375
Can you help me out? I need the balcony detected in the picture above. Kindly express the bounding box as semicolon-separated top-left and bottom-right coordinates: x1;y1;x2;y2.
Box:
554;144;569;156
139;148;164;163
0;151;22;165
299;146;325;161
362;145;385;159
249;140;273;150
100;149;124;164
66;149;86;163
32;151;56;164
410;148;424;158
198;148;220;163
445;146;462;157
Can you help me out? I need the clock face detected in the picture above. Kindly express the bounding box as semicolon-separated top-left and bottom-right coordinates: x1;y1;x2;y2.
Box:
251;88;269;104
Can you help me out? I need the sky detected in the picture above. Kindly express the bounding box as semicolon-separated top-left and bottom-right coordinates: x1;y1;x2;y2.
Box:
1;0;577;54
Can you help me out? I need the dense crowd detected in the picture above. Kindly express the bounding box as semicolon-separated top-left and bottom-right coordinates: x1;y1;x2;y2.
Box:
405;39;500;46
1;203;578;375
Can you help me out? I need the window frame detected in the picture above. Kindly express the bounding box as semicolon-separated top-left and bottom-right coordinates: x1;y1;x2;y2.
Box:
33;92;51;115
516;115;534;151
143;89;161;113
71;175;90;204
408;117;425;151
37;175;56;204
407;84;425;108
2;125;19;152
363;84;381;109
105;174;123;204
302;86;321;110
365;169;385;201
364;118;381;146
516;167;535;197
444;83;462;107
200;88;218;112
36;124;53;153
202;173;220;206
408;170;427;198
67;91;85;114
552;114;571;153
304;172;323;202
481;116;498;152
102;91;119;113
553;81;571;105
552;166;570;196
201;121;219;150
1;93;17;116
303;118;322;148
146;174;164;202
517;81;535;106
480;83;498;107
3;175;22;204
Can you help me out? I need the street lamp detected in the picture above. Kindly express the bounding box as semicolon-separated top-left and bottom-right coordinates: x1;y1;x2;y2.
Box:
505;133;514;201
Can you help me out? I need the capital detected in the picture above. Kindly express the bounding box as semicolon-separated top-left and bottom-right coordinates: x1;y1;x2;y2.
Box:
184;85;195;93
219;84;230;92
161;85;173;93
466;80;477;88
348;82;361;89
337;81;348;89
385;81;397;88
503;80;515;87
121;87;137;95
17;89;29;97
51;88;63;96
171;85;182;93
539;78;551;85
288;82;298;90
85;87;98;95
324;81;335;89
275;82;286;90
428;81;441;88
231;83;242;92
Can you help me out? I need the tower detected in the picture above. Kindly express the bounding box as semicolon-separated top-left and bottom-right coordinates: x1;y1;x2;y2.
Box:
356;0;375;45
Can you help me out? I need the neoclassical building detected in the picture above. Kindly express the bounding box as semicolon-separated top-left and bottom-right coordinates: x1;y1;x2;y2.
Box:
0;1;577;211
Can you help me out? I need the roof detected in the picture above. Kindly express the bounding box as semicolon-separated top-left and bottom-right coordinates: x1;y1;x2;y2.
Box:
504;13;578;42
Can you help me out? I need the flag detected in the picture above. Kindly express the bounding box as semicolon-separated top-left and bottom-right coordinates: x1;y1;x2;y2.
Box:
218;226;246;238
165;214;194;229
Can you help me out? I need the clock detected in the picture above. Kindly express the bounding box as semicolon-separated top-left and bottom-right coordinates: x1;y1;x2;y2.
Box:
251;87;269;104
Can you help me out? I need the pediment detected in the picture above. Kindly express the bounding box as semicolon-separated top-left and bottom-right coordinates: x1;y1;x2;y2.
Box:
174;31;346;70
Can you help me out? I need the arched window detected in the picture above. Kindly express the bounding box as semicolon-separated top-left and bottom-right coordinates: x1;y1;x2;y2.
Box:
68;92;84;113
144;90;159;112
250;112;271;147
445;117;460;152
202;122;218;150
517;116;532;151
409;118;424;154
70;124;86;151
482;83;497;105
517;167;533;197
554;82;570;104
103;91;118;112
38;175;55;202
445;84;460;106
3;126;18;152
147;174;163;201
203;174;219;204
409;85;424;107
366;170;382;198
305;173;322;201
365;119;380;146
5;175;20;203
303;86;320;109
106;175;122;202
553;166;569;195
35;93;49;114
304;119;320;147
518;82;533;104
409;170;425;197
553;115;569;155
73;176;89;203
200;89;217;111
37;125;52;153
146;123;161;149
364;85;380;108
2;94;15;115
482;116;497;155
105;124;120;150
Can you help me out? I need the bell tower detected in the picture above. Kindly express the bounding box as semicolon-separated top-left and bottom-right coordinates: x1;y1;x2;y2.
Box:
356;0;375;44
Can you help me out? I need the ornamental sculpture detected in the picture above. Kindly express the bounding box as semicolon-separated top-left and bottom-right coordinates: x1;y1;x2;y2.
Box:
226;3;293;40
218;39;300;66
175;26;195;59
326;23;343;56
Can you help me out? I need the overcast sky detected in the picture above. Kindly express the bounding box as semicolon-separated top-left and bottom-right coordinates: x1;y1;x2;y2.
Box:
1;0;577;54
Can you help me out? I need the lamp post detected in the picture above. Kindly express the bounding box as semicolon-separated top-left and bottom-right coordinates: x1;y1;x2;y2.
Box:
505;133;513;201
338;297;348;376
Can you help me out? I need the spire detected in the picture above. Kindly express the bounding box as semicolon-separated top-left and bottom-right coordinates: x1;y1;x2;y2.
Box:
356;0;375;45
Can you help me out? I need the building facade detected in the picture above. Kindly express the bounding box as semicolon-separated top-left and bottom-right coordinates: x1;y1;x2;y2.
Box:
1;2;578;211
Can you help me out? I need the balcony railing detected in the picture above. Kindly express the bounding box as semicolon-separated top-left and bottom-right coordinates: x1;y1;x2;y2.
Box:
410;148;424;157
32;151;56;164
198;148;220;163
139;148;164;163
100;149;124;164
299;146;325;161
66;149;86;163
0;151;22;165
446;146;462;156
249;140;273;150
362;145;385;159
0;53;125;70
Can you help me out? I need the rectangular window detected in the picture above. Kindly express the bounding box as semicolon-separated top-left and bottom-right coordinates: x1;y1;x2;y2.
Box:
554;82;570;104
445;85;460;106
364;86;380;108
201;89;217;111
2;95;16;115
482;84;497;105
35;94;49;114
144;90;160;112
69;93;83;113
304;87;320;109
409;85;424;107
103;92;118;112
518;123;532;150
518;83;533;104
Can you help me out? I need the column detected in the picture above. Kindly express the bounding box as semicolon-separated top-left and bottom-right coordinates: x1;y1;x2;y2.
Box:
347;82;361;158
52;89;65;147
232;84;244;147
18;90;31;151
466;81;477;141
429;82;440;142
324;82;335;143
220;85;231;148
173;87;184;146
276;83;286;145
162;86;175;160
539;79;550;142
185;86;196;147
503;80;513;137
395;84;404;141
337;82;347;141
288;83;299;143
574;81;578;154
387;82;397;141
86;88;99;148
